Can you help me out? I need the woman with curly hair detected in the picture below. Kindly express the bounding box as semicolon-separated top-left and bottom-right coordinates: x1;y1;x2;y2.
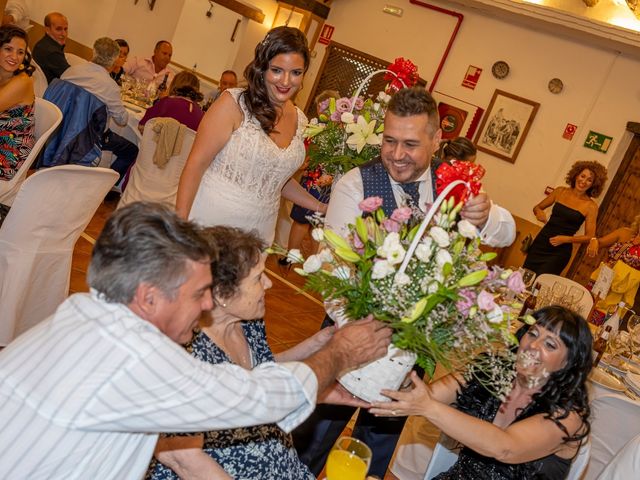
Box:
523;160;607;276
176;26;327;244
371;306;592;479
0;24;35;182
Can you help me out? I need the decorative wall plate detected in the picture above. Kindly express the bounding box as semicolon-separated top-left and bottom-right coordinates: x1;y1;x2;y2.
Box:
491;61;510;79
548;78;564;94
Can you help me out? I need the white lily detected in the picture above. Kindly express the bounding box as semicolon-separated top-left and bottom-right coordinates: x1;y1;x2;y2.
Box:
345;115;381;153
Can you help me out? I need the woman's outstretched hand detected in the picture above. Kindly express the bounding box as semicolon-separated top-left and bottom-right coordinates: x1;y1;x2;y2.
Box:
369;371;431;418
549;235;569;246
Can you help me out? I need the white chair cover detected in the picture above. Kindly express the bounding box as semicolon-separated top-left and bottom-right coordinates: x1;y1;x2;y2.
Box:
0;97;62;206
536;273;593;318
0;165;118;345
597;434;640;479
117;119;195;209
30;59;49;97
390;415;440;480
422;434;590;479
584;392;640;479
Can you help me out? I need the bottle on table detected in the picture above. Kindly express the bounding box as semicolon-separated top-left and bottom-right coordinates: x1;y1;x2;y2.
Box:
601;301;627;339
519;282;541;318
157;73;169;98
593;325;612;367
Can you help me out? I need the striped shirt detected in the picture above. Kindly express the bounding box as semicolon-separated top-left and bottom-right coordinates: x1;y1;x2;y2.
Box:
0;293;317;479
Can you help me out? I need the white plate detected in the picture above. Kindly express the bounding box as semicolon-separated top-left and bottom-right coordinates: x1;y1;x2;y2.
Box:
589;368;626;392
625;372;640;392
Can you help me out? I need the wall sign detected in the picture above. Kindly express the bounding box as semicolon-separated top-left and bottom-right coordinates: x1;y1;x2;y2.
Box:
583;130;612;153
562;123;577;140
318;24;335;46
462;65;482;90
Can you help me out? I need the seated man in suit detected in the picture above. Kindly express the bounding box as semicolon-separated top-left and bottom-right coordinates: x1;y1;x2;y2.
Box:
32;12;70;83
61;37;138;186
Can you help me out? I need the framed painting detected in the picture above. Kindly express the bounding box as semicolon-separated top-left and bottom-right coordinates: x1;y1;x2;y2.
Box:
474;89;540;163
432;91;484;140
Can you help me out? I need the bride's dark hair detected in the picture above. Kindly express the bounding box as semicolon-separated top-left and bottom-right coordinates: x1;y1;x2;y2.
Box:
242;26;310;134
517;306;593;444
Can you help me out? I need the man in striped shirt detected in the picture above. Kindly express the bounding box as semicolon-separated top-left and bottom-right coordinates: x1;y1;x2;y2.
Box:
0;202;391;479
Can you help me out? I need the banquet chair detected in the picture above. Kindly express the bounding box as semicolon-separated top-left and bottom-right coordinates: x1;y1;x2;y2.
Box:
30;59;49;97
0;165;118;346
535;273;593;318
0;97;62;206
422;434;590;479
597;433;640;479
117;119;196;209
584;393;640;479
65;52;88;66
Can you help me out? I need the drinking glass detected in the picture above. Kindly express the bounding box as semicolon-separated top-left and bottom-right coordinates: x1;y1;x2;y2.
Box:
326;436;371;480
537;285;551;309
551;282;567;305
627;314;640;355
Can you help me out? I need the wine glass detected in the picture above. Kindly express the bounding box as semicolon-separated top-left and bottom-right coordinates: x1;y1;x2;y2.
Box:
325;436;371;480
536;285;551;309
627;314;640;355
551;282;567;305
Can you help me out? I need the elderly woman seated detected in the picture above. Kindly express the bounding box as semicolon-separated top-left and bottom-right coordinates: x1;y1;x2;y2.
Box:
371;306;592;479
147;226;334;480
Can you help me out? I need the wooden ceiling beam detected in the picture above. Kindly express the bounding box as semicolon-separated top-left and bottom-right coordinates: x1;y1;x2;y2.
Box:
212;0;265;24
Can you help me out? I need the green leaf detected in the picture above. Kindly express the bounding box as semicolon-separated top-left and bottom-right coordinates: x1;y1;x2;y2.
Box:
407;223;421;243
323;229;350;250
335;247;361;263
375;208;386;223
442;263;452;278
458;269;488;287
401;297;428;323
355;216;368;243
479;252;497;262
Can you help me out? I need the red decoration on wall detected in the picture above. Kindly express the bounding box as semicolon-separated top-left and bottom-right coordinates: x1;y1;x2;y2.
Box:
562;123;577;140
462;65;482;89
318;24;335;45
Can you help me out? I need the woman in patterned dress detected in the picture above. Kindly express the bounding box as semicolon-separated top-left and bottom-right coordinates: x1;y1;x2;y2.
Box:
176;26;327;244
147;226;333;480
0;24;35;182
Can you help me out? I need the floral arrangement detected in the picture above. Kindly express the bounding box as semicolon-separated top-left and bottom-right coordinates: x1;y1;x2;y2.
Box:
283;164;526;397
303;58;419;179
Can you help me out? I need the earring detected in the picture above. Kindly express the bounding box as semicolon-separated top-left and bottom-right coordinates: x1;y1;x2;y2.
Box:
18;64;24;70
221;303;227;308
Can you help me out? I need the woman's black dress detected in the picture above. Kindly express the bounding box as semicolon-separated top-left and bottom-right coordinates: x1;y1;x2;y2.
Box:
523;203;585;276
434;380;572;479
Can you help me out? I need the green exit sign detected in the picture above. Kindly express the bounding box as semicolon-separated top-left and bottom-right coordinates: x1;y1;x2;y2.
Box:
583;130;612;153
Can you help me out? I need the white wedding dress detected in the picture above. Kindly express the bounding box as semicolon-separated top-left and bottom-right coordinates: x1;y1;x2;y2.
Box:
190;88;307;244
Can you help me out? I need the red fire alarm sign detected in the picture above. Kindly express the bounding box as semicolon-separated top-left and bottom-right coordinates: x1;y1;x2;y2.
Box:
318;24;335;46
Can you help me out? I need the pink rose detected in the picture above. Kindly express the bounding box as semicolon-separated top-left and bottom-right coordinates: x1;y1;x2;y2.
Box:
330;110;341;122
382;219;401;233
353;97;365;110
336;98;352;113
358;196;383;213
477;290;497;312
507;271;526;294
391;207;412;223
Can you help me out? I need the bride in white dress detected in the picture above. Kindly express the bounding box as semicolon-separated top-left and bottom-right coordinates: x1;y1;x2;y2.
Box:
176;27;326;244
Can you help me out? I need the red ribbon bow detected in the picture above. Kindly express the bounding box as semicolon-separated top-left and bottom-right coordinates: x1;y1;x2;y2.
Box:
385;57;419;93
435;160;485;204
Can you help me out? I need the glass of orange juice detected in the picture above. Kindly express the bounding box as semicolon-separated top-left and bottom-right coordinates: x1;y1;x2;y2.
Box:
325;436;371;480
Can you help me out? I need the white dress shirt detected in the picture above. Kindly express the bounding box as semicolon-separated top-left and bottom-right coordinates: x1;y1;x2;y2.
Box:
4;0;30;30
123;56;174;89
325;166;516;248
61;62;129;126
0;292;316;479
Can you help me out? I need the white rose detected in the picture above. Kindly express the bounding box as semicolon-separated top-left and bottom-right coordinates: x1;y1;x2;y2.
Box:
377;91;391;103
373;102;381;112
340;112;355;124
377;232;401;257
372;260;395;279
426;280;439;294
318;248;333;263
386;243;406;265
332;265;351;280
394;272;411;286
303;255;322;273
487;305;504;324
457;219;478;239
311;228;324;242
435;249;453;268
287;249;303;263
429;226;450;247
415;243;433;263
